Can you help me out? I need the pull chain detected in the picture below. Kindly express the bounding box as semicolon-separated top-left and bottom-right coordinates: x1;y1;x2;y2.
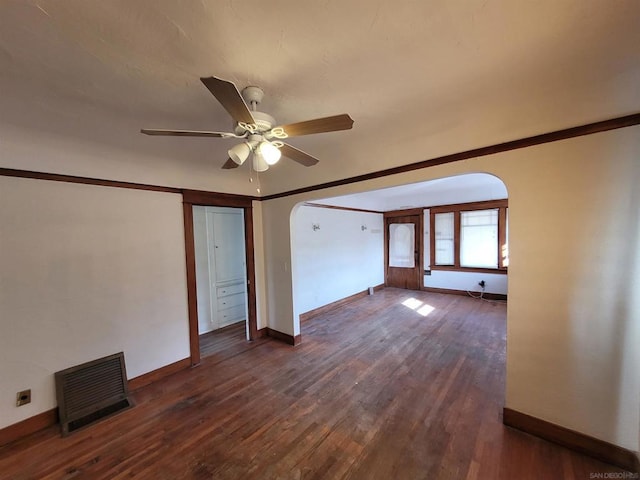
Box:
248;157;261;194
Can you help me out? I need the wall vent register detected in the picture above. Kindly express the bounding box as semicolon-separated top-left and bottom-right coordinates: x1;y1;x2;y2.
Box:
54;352;132;436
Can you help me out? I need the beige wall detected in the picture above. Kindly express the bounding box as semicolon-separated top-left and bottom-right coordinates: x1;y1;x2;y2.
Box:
0;177;191;429
260;126;640;450
1;118;638;451
251;200;268;332
0;121;261;196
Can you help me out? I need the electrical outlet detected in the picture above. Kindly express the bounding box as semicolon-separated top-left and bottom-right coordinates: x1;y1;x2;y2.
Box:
16;389;31;407
478;280;486;289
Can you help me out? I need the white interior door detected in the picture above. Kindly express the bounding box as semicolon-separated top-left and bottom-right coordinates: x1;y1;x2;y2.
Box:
211;212;246;283
193;206;248;335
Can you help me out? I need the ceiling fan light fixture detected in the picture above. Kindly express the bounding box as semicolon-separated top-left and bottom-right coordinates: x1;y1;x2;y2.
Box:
258;141;281;165
228;142;251;165
252;151;269;172
142;77;353;173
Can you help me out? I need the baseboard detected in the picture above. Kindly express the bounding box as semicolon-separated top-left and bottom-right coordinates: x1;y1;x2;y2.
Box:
0;408;58;447
423;286;507;301
503;407;638;472
300;284;385;322
0;357;191;447
255;327;268;339
265;328;301;346
128;357;191;391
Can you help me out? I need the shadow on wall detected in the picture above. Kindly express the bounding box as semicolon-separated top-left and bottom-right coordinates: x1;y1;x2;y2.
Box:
568;147;640;449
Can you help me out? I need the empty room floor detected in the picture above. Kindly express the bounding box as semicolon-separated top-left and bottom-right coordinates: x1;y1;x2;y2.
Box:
0;288;626;479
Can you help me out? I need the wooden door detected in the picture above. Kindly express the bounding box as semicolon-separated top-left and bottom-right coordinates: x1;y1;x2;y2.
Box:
385;214;422;290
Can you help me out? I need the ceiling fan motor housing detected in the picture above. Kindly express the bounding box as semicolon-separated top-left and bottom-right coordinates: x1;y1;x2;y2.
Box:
234;110;276;135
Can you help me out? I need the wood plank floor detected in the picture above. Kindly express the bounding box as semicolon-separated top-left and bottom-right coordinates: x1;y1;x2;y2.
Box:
0;288;626;479
199;321;253;360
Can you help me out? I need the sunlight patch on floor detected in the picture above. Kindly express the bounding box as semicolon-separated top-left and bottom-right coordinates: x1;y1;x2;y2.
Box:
401;297;435;317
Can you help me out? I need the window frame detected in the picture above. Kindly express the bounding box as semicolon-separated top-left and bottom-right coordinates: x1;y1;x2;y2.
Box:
429;199;508;275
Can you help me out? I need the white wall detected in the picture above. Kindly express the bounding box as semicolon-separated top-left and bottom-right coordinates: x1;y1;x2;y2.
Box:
424;271;507;295
0;177;190;429
260;126;640;451
291;205;384;321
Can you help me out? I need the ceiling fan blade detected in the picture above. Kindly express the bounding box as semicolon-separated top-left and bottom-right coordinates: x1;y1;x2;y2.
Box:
200;77;255;124
277;114;354;137
280;143;320;167
221;158;240;169
141;129;235;138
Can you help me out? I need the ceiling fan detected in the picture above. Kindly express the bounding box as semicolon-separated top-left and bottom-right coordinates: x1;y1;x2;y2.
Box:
141;77;354;172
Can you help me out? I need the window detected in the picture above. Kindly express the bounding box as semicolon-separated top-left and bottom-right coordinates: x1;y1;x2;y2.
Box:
389;223;415;268
429;199;508;274
434;212;454;265
460;209;498;268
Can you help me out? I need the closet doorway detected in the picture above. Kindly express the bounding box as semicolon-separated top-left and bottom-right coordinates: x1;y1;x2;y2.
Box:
182;190;257;366
193;206;248;357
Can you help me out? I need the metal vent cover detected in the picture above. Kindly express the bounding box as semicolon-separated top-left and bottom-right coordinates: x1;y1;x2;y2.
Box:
55;352;132;436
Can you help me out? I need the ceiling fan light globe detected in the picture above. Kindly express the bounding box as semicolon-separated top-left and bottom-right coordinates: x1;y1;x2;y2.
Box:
228;142;251;165
259;141;281;165
253;151;269;172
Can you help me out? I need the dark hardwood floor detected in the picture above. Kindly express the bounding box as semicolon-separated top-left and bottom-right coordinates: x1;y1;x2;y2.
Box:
0;288;626;479
199;321;255;361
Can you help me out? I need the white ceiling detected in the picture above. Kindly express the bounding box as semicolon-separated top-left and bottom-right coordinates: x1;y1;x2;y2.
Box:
312;173;508;212
0;1;639;195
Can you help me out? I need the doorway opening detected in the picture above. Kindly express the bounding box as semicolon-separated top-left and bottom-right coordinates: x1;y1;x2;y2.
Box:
193;206;248;359
182;191;258;366
290;172;508;338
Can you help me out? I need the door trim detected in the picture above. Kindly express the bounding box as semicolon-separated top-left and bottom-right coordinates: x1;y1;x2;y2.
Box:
384;209;423;290
182;191;257;366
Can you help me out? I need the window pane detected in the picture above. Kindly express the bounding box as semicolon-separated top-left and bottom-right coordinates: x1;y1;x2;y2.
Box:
434;212;454;265
460;209;498;268
389;223;415;268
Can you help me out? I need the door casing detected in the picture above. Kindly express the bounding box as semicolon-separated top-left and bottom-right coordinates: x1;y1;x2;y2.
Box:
182;190;257;366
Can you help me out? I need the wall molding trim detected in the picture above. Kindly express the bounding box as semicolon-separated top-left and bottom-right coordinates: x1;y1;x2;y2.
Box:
303;202;383;214
4;113;639;202
300;284;386;322
0;357;192;447
503;407;639;473
262;112;640;200
265;328;301;346
0;167;183;194
0;169;257;205
422;286;507;301
182;189;257;207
